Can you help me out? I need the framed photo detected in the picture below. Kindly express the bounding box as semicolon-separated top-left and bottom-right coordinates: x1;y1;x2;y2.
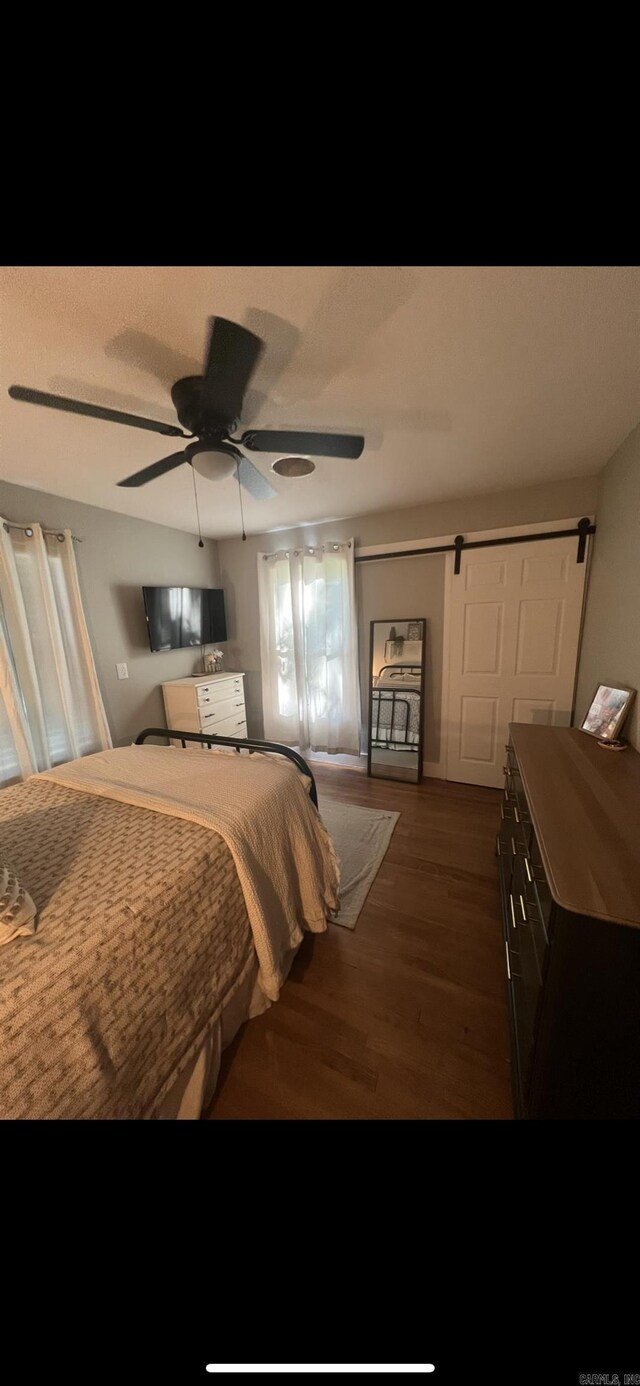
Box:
580;683;636;742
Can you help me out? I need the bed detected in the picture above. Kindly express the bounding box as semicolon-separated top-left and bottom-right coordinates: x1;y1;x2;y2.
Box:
0;728;338;1120
371;664;422;750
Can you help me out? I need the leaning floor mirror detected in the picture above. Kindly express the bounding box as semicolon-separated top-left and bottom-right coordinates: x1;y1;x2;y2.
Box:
367;619;426;784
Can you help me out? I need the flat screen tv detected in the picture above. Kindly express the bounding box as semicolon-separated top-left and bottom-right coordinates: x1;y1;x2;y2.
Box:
142;586;227;653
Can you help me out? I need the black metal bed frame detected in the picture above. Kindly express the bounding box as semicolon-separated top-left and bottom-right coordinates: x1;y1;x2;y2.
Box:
376;663;422;680
371;691;412;751
134;727;318;808
371;664;422;752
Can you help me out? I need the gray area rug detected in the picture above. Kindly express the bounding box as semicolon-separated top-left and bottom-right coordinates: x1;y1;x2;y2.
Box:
318;796;400;930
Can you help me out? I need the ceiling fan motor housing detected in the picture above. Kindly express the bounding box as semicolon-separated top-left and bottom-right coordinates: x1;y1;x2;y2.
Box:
171;376;237;435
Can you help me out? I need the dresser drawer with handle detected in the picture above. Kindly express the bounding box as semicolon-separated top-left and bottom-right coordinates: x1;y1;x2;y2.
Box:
197;677;243;707
205;711;248;739
199;694;245;727
505;877;542;1093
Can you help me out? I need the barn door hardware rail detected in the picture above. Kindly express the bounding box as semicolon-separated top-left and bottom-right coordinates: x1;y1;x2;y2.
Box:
355;518;595;573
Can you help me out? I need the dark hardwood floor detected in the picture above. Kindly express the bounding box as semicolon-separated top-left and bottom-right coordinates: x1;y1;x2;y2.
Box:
207;767;513;1120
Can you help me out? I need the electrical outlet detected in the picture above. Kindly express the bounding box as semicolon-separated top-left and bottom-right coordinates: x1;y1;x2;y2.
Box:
116;662;129;680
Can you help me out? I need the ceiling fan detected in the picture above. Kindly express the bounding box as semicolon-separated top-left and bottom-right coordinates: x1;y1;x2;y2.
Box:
8;316;365;502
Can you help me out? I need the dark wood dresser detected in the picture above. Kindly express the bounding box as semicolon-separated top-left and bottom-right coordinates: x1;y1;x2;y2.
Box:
497;724;640;1119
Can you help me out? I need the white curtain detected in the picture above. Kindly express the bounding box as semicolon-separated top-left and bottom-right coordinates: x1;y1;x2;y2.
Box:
257;539;361;755
0;521;111;786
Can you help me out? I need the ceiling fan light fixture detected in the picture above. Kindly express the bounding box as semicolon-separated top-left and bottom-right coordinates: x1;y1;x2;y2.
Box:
272;456;316;478
187;440;238;482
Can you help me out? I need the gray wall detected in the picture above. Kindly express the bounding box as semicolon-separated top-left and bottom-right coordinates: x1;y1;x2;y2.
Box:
358;556;444;766
218;473;599;769
0;478;220;746
575;424;640;750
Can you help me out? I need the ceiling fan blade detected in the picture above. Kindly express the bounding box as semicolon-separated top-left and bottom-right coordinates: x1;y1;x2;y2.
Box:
239;429;364;459
236;456;277;501
8;385;188;438
117;451;188;487
201;318;264;421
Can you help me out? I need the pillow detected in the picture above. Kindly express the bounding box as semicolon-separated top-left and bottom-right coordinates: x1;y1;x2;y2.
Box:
0;862;37;945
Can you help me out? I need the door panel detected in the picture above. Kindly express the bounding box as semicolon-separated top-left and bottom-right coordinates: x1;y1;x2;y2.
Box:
515;598;563;674
520;553;568;584
465;559;506;588
459;696;498;762
463;603;504;673
512;697;556;724
446;536;588;787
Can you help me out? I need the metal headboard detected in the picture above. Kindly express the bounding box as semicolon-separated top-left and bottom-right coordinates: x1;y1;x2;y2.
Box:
377;664;422;678
134;727;318;807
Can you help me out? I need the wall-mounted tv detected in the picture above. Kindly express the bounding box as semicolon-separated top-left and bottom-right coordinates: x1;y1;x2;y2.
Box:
142;586;227;653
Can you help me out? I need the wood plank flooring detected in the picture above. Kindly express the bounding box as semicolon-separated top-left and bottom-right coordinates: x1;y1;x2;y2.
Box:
207;767;513;1120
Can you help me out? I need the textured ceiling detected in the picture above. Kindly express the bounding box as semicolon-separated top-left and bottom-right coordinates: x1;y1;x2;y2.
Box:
1;264;639;539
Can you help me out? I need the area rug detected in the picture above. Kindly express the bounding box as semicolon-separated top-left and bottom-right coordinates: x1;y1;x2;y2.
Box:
318;796;400;930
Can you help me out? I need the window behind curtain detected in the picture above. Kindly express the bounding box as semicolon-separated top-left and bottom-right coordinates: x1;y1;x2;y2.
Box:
258;541;361;756
0;522;112;786
12;534;101;760
0;591;27;786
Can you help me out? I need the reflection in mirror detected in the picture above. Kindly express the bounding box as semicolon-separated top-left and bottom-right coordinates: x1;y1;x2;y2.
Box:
368;619;426;784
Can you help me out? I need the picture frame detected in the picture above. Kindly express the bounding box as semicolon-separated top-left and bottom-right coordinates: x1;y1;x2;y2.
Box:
580;683;636;742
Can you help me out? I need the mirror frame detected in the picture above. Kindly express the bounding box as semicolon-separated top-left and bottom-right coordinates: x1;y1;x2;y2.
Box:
367;617;427;785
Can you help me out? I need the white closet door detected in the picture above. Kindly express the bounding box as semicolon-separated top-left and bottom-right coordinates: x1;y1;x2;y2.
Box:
445;536;588;787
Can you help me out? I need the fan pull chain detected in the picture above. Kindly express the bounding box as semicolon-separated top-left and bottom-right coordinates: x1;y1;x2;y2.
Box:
191;464;204;547
236;461;247;541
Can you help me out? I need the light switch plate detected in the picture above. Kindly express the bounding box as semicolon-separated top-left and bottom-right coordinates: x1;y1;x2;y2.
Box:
116;662;129;680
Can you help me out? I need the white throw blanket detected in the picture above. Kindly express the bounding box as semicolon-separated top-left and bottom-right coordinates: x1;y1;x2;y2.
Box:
40;744;339;1002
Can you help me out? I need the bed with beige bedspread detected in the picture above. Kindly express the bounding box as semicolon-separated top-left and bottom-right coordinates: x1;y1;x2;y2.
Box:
0;744;338;1119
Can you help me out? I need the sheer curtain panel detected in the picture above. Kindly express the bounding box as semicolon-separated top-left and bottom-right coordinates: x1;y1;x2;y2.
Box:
0;521;111;786
258;539;361;755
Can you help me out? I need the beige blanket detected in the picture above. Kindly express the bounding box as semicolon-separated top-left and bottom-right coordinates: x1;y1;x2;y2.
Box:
41;744;339;1002
0;778;255;1118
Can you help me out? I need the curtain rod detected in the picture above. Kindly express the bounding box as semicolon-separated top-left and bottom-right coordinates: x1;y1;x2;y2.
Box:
262;540;352;559
2;520;83;543
356;519;595;571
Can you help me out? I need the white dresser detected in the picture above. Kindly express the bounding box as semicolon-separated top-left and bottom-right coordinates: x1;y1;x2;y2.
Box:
161;672;247;745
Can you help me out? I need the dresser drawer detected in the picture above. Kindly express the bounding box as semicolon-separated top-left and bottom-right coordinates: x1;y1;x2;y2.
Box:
197;677;243;707
199;694;245;727
497;805;530;871
209;710;247;737
506;877;542;1090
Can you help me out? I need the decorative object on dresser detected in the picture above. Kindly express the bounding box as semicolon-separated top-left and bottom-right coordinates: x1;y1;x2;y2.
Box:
580;682;636;743
162;673;247;746
205;649;224;675
497;724;640;1119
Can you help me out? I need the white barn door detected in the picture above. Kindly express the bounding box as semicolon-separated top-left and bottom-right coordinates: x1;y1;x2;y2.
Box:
445;535;588;787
